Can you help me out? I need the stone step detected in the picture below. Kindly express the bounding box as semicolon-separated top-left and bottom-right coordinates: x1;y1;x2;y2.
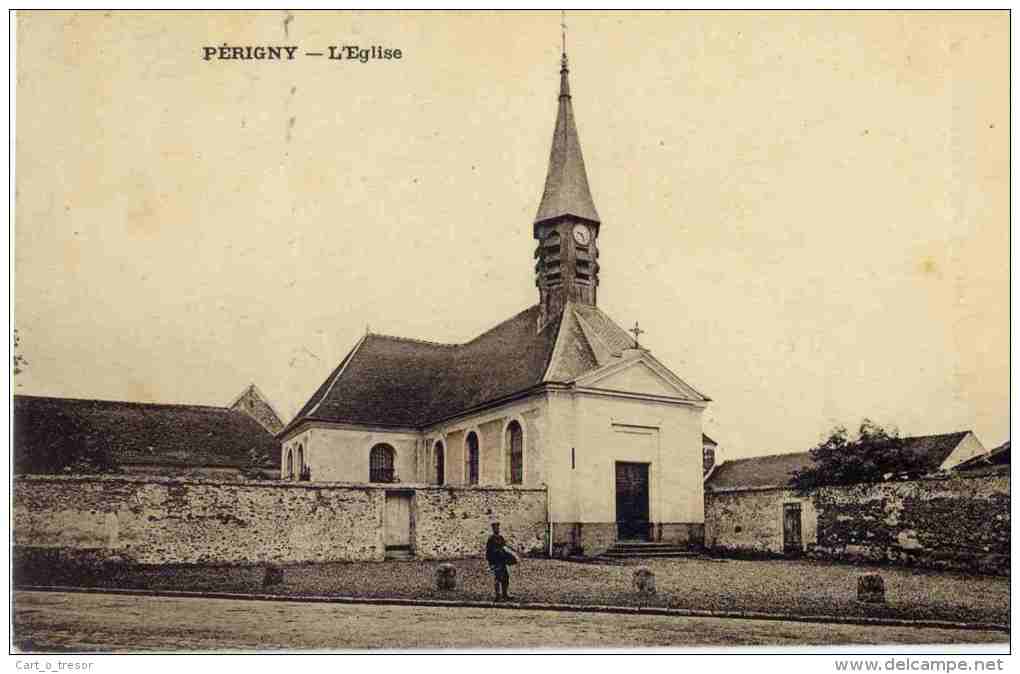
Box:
602;550;697;558
603;541;701;558
609;543;696;552
605;545;695;552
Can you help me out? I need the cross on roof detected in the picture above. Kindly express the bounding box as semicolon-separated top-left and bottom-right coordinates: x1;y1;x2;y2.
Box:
629;321;645;348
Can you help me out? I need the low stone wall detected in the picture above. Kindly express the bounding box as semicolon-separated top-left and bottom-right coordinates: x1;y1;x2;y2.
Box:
811;473;1010;573
413;486;548;559
705;472;1009;575
13;475;547;565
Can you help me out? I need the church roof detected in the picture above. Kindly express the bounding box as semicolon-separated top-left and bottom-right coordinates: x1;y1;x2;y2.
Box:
284;305;560;432
534;55;600;227
282;303;707;436
13;394;281;474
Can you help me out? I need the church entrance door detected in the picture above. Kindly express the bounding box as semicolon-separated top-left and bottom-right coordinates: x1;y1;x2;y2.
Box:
615;462;650;541
384;491;413;559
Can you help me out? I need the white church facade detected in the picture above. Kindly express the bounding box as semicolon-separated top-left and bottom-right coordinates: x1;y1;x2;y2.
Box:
278;51;711;556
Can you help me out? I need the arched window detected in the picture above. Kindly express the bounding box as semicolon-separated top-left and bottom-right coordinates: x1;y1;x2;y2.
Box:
296;443;309;481
465;432;480;485
506;421;523;485
434;441;445;485
370;443;396;483
285;449;294;479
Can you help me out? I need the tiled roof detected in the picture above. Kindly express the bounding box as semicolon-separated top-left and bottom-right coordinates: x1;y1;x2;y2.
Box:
543;307;600;382
431;305;564;421
573;304;635;354
290;333;457;430
990;440;1010;462
897;431;971;473
869;430;971;473
705;432;974;491
282;302;708;435
283;305;562;433
957;441;1010;471
13;395;281;474
706;452;813;490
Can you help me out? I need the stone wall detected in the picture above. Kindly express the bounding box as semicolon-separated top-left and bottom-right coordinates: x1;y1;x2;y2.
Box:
412;486;548;559
705;472;1009;574
14;475;548;565
810;473;1009;573
705;488;819;554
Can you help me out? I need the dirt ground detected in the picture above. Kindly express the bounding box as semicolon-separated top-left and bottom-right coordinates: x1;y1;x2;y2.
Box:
13;591;1009;651
34;556;1008;625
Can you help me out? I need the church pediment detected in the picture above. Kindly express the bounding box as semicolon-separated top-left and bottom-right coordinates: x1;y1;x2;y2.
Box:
574;355;708;403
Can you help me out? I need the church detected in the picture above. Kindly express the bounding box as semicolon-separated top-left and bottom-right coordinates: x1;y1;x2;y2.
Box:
278;50;711;555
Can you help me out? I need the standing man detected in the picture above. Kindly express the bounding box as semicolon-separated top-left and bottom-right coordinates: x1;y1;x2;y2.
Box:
485;521;511;601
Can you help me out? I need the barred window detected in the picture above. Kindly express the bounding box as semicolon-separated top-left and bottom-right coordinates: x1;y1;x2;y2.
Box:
285;449;294;479
506;421;523;485
466;432;480;485
369;443;396;483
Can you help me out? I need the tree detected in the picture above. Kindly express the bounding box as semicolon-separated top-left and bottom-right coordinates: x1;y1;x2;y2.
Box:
792;419;909;490
12;402;117;475
57;416;117;475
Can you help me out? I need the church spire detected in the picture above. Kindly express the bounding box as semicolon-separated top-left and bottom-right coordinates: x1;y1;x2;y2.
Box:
534;41;600;228
534;34;602;329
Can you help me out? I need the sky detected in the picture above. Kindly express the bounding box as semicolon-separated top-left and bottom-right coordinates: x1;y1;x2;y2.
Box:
14;11;1009;460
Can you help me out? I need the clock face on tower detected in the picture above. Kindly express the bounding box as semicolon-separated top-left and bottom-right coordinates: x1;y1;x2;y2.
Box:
572;224;591;245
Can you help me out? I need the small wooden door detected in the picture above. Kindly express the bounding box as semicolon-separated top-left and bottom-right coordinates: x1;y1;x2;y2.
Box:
783;503;803;554
615;462;650;541
385;491;412;558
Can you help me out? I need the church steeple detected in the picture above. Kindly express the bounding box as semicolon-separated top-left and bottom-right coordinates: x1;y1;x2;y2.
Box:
534;44;601;328
534;52;600;228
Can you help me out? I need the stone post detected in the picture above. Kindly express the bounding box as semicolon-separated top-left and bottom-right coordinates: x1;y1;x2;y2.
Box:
262;564;284;588
436;563;457;591
857;573;885;603
633;566;656;595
